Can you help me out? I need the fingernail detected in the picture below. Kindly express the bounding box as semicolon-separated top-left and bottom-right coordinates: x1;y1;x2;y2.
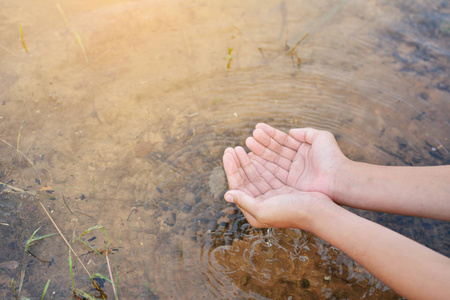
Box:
225;194;234;203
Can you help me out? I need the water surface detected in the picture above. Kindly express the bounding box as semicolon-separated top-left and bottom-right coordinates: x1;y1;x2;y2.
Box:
0;0;449;298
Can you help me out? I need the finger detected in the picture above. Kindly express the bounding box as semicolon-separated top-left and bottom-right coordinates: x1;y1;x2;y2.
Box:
289;127;322;144
246;136;293;172
255;123;301;150
234;146;272;195
223;148;260;196
224;190;267;228
223;148;241;189
223;148;252;188
251;129;298;161
237;205;266;228
248;153;285;189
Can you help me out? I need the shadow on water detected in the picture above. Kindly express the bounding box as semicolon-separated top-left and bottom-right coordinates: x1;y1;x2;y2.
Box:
0;0;449;299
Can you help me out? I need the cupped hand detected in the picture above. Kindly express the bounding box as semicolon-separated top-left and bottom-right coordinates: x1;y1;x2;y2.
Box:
222;146;334;230
244;123;349;199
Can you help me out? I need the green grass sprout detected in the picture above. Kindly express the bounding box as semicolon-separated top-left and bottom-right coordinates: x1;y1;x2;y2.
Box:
91;273;113;285
77;225;111;255
25;227;57;252
39;201;92;278
114;231;121;298
56;3;88;63
19;24;29;54
55;3;70;28
226;48;233;69
17;227;56;297
69;249;75;291
73;30;88;63
74;289;98;300
16;121;24;150
41;279;50;300
11;278;17;297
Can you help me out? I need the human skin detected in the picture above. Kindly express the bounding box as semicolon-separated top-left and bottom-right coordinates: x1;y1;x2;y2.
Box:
245;123;450;221
222;123;450;299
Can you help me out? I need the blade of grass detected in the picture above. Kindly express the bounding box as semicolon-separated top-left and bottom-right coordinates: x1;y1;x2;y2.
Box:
55;3;70;28
19;24;29;54
73;30;88;63
77;238;103;257
114;231;121;295
25;227;57;252
77;225;109;241
56;3;88;63
70;250;100;300
91;273;112;285
39;201;91;278
77;225;111;251
74;289;98;300
41;279;50;300
11;278;17;297
19;227;56;297
69;249;75;291
18;227;41;297
1;128;41;182
29;232;58;245
16;121;24;150
17;261;26;296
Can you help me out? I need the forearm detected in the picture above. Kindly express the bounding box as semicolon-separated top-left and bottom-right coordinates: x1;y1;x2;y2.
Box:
306;203;450;300
333;162;450;220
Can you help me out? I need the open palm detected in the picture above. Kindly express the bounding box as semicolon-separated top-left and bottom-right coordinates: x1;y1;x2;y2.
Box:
222;146;332;229
244;123;348;198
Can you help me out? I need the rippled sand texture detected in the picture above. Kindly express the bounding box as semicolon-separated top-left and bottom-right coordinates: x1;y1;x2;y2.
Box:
0;0;449;299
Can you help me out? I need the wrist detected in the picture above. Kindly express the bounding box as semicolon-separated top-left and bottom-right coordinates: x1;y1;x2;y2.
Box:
295;192;341;233
306;198;342;235
328;157;356;204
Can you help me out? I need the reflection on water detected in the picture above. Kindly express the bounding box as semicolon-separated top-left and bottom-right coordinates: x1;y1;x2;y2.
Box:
0;0;449;298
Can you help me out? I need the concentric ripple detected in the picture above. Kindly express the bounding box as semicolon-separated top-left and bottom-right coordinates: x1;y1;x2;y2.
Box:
2;0;447;298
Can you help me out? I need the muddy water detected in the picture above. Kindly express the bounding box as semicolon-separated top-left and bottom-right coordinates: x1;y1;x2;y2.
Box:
0;0;449;298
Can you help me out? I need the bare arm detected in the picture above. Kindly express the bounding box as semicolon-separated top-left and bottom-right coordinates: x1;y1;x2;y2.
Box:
334;162;450;220
308;202;450;300
223;145;450;300
246;123;450;220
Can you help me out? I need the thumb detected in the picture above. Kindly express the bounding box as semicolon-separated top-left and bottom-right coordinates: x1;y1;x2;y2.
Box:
224;190;267;228
224;190;255;210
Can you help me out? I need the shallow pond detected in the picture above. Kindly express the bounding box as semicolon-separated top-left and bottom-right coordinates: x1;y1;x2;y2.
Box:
0;0;449;299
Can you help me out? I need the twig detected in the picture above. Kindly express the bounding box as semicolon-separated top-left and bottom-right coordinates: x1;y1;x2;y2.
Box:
63;195;74;214
105;253;118;300
1;128;42;182
38;201;92;278
0;43;16;56
0;181;37;196
126;207;136;221
0;137;14;148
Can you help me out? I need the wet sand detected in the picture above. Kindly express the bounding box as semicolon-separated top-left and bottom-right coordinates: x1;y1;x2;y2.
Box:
0;0;449;298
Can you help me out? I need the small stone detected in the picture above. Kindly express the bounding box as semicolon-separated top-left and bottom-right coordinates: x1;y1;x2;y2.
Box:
209;166;226;199
301;278;310;288
0;261;19;270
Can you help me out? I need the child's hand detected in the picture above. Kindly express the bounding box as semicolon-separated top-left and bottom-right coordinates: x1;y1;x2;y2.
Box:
245;123;349;199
